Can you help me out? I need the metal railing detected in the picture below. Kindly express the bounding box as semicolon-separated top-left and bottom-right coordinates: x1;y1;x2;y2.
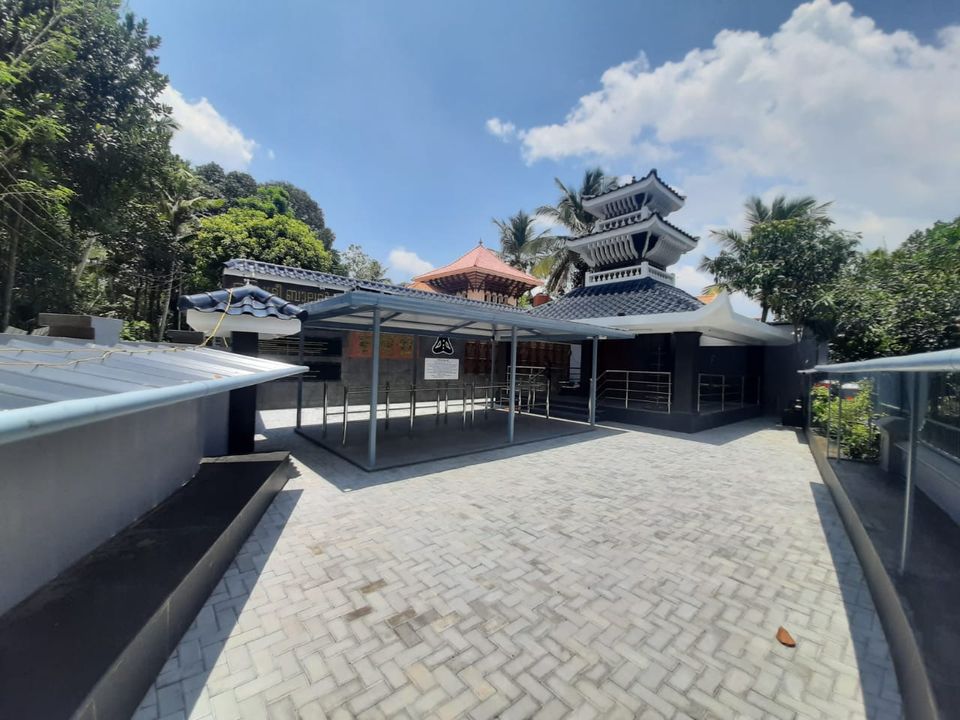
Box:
597;370;671;413
305;379;551;446
506;365;547;382
696;373;760;413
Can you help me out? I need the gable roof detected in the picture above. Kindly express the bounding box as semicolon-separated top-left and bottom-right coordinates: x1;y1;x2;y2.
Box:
413;244;540;287
178;285;307;320
531;277;703;321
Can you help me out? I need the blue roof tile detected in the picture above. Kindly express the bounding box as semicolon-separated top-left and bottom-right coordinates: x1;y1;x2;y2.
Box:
178;285;308;320
531;278;702;320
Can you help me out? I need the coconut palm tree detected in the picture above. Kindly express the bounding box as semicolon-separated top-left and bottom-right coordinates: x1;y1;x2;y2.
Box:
699;194;835;321
492;210;554;273
534;168;617;294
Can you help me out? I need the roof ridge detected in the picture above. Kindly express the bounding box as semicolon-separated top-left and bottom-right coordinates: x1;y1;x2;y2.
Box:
583;169;685;203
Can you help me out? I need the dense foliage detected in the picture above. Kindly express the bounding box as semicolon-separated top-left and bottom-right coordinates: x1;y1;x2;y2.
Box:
700;196;856;325
811;383;880;461
0;0;342;339
824;218;960;361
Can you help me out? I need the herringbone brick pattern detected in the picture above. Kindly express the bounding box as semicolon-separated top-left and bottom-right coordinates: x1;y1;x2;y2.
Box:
135;416;902;719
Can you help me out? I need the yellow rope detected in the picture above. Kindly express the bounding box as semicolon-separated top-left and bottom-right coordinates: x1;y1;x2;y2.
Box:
197;287;235;348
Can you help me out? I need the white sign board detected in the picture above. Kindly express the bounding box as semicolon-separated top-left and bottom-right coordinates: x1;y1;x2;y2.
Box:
424;357;459;381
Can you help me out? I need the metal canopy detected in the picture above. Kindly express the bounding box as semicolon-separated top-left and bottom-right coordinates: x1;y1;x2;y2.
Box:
301;290;634;341
0;333;306;446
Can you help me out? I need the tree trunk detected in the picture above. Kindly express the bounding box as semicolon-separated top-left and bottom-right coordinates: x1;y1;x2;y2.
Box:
1;201;24;330
156;259;178;342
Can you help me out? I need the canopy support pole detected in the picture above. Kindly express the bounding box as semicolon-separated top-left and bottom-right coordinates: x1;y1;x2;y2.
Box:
368;306;381;468
899;372;924;574
508;326;517;443
296;331;304;430
589;336;598;426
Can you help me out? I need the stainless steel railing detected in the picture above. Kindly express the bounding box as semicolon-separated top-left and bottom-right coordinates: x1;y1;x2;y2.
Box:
597;370;672;413
696;373;761;413
308;379;551;446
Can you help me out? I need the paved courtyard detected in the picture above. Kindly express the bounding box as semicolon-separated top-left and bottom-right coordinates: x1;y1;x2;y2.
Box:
136;416;902;720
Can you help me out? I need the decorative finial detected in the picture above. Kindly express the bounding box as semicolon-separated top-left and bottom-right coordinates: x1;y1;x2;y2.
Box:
478;238;483;246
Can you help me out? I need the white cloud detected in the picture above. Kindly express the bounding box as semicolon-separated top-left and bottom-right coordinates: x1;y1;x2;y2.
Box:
506;0;960;248
485;117;518;142
161;86;257;170
388;247;434;281
673;265;713;296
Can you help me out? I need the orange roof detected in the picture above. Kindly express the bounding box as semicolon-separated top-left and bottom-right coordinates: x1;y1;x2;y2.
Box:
405;280;439;293
413;244;540;287
697;293;718;305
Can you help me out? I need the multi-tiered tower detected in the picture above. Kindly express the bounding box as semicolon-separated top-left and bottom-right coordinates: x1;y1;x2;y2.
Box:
569;169;697;288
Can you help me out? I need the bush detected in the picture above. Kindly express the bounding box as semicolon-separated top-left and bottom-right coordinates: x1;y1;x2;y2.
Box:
121;320;152;341
811;380;880;461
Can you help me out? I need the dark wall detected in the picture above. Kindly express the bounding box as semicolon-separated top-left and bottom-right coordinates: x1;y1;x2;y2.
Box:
597;335;672;373
698;345;764;377
762;334;826;415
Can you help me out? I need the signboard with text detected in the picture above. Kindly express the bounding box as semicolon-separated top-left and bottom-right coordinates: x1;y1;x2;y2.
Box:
424;358;460;381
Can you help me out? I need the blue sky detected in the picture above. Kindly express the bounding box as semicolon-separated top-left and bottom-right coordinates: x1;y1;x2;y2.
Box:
129;0;960;305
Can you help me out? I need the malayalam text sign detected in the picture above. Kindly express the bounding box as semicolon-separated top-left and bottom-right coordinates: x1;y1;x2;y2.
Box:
424;358;459;380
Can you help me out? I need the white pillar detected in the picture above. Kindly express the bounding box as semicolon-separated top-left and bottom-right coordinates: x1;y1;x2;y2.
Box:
508;326;517;442
368;307;381;468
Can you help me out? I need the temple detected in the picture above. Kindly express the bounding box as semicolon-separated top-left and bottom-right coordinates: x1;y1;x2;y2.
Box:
528;169;805;431
205;169;811;436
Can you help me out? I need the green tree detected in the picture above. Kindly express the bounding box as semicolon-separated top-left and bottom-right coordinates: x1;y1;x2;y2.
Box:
188;206;334;290
825;218;960;361
0;0;172;328
492;210;553;273
534;168;616;293
338;244;389;282
700;195;845;322
269;181;335;249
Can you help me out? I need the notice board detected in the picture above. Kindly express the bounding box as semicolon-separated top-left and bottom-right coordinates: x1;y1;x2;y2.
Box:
424;358;459;380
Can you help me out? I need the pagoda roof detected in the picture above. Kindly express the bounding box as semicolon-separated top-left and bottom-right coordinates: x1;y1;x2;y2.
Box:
413;244;540;288
531;277;703;321
584;168;685;204
583;169;685;219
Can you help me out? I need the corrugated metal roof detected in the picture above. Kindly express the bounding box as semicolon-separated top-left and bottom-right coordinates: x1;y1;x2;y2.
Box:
178;285;307;320
531;278;703;320
0;334;306;445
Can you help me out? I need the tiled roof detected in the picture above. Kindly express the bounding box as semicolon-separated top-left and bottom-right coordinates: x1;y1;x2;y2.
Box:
405;280;439;293
178;285;307;320
584;168;685;202
222;259;530;314
413;244;540;286
579;211;697;243
223;259;355;291
531;278;702;320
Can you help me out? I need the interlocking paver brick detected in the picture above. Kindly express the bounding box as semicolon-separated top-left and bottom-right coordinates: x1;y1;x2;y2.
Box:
134;415;903;719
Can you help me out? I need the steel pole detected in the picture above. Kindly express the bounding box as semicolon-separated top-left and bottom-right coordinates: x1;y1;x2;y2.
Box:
836;378;844;461
322;381;328;437
899;372;924;574
367;306;381;468
296;331;305;429
589;336;598;426
508;326;517;442
409;385;415;435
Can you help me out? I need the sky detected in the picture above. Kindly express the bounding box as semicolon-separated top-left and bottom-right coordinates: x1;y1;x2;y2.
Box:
129;0;960;312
